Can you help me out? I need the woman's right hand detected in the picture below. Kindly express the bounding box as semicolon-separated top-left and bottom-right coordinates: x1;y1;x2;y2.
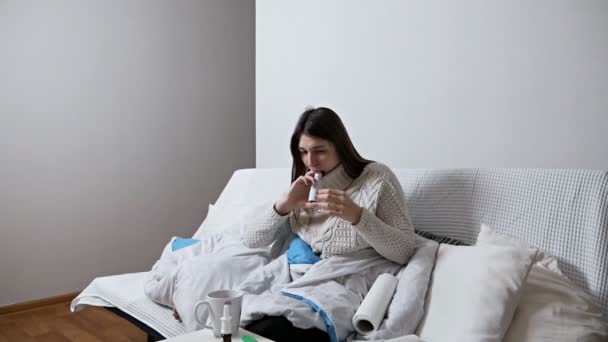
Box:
274;170;318;215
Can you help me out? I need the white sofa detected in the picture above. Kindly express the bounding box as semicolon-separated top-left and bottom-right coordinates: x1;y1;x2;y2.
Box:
72;168;608;341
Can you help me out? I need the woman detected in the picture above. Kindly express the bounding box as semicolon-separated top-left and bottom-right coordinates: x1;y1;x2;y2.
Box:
242;107;415;341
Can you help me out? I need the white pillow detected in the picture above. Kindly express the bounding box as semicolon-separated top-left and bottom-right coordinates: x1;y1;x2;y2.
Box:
192;202;273;238
477;224;608;341
192;204;212;238
415;243;537;342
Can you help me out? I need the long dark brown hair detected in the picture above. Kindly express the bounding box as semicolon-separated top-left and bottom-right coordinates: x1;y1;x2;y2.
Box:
290;107;372;182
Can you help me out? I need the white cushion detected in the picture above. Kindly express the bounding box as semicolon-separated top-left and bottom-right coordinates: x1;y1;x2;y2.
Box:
415;243;537;342
192;202;273;239
214;168;290;207
192;204;213;238
477;224;608;341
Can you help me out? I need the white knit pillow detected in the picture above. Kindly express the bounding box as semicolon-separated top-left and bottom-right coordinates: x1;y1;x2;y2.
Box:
415;243;537;342
477;224;608;341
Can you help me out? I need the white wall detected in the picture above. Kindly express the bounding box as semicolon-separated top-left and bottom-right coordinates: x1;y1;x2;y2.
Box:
256;0;608;169
0;0;255;305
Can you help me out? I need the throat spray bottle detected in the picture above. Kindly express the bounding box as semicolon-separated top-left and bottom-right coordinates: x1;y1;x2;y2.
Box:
220;302;232;342
308;172;324;202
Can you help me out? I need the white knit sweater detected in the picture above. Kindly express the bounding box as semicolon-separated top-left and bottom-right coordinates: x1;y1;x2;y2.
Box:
242;162;415;264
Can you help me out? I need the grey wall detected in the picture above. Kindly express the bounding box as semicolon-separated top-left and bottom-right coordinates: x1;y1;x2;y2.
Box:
256;0;608;169
0;0;255;305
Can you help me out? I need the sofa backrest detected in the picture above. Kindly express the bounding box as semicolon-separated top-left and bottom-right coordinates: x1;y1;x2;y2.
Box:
215;167;608;316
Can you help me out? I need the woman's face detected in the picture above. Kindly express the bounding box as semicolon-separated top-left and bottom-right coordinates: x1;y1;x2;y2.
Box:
298;134;340;174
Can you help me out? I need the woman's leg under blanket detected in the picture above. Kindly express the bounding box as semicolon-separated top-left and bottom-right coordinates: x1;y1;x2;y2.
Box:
245;316;330;342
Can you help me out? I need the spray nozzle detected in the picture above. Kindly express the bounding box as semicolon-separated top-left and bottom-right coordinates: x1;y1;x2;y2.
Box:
220;302;232;334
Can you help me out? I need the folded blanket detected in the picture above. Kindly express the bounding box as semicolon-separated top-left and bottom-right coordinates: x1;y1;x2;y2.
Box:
354;236;438;340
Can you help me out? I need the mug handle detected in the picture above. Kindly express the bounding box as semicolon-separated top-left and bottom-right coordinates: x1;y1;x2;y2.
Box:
193;300;214;330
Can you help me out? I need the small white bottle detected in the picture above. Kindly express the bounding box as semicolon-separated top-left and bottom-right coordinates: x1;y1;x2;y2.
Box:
308;172;323;202
220;303;232;342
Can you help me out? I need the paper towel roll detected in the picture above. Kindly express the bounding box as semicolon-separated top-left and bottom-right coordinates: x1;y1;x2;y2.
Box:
352;273;399;335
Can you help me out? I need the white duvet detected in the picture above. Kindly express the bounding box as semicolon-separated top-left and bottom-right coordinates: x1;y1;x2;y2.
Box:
143;227;438;342
143;226;290;328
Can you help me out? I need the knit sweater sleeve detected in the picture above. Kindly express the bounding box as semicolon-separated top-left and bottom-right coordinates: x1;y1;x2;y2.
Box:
353;172;415;264
241;205;290;248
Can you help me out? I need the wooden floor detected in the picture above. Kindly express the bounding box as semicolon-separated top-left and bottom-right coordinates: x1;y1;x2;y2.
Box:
0;301;147;341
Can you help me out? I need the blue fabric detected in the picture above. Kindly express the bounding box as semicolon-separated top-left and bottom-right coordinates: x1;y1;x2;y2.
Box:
171;237;200;251
281;291;338;342
287;235;321;265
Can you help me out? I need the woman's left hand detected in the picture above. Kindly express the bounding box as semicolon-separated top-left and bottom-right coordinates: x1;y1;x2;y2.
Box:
305;189;363;224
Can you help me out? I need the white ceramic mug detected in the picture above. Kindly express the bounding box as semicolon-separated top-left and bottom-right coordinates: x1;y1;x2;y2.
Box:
194;289;243;337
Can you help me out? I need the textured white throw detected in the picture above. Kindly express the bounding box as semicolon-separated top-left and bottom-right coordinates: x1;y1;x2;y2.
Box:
393;168;608;317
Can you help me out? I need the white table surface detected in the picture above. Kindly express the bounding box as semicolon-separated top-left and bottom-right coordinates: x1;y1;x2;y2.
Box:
163;328;274;342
